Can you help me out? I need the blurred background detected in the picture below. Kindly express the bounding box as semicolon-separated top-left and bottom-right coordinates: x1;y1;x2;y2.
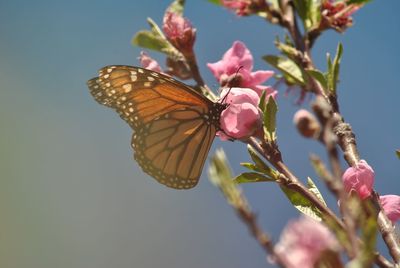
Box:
0;1;399;267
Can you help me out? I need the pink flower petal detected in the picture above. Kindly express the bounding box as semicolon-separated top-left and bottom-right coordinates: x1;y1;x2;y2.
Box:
138;51;162;73
273;217;340;268
380;195;400;223
342;160;375;200
218;87;262;140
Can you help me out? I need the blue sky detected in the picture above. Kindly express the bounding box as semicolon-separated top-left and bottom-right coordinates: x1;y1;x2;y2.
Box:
0;1;399;267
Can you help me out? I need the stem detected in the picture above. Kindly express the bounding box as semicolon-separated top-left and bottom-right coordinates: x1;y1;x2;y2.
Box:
265;2;400;265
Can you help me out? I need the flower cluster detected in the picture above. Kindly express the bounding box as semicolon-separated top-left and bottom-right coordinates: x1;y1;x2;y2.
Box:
207;41;276;140
342;160;400;223
321;0;361;32
273;216;340;268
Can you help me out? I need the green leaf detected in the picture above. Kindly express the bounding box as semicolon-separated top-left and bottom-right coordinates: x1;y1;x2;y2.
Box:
167;0;185;15
208;149;248;209
325;43;343;95
207;0;222;5
247;145;278;179
396;150;400;159
263;96;278;142
258;90;267;111
263;55;306;86
332;43;343;94
347;0;371;4
132;30;170;52
275;38;300;60
280;185;323;221
234;172;275;184
293;0;321;30
306;69;328;92
307;177;327;206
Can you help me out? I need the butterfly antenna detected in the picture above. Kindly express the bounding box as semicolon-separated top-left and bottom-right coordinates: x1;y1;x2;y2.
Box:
221;66;243;104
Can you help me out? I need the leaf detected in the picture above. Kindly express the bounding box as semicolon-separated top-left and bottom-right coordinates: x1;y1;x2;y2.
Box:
293;0;321;30
167;0;185;15
234;172;275;184
325;43;343;95
306;69;328;92
207;0;222;5
332;43;343;94
280;185;323;221
258;90;267;111
132;18;180;57
396;150;400;159
247;145;278;179
132;30;170;52
275;38;300;60
307;177;327;206
347;0;371;4
208;149;248;209
263;96;278;142
263;55;306;86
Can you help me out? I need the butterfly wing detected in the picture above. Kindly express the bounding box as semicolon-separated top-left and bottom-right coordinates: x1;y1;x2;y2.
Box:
88;65;224;189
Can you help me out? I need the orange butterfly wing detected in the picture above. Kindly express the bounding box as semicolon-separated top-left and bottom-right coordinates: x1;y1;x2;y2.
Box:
87;65;225;189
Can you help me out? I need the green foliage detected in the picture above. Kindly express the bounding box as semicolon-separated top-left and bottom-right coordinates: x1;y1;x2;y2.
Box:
167;0;185;15
234;172;275;184
306;69;328;93
132;18;177;56
347;201;378;268
293;0;322;31
307;177;327;206
209;149;247;209
263;55;306;86
258;90;267;111
207;0;221;5
263;96;278;143
347;0;371;4
244;145;279;179
326;43;343;95
280;184;324;221
274;37;300;61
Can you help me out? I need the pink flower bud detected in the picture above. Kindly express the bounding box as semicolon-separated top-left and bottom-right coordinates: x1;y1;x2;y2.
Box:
162;11;196;55
380;195;400;223
138;51;163;73
222;0;251;16
218;87;262;141
293;109;321;138
321;1;361;32
342;160;374;200
222;0;268;17
272;217;340;268
207;41;276;97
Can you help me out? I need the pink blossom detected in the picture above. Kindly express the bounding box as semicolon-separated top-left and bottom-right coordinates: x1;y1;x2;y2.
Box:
293;109;320;138
321;1;362;32
138;51;163;73
380;195;400;223
218;87;262;141
207;41;276;97
273;217;340;268
163;11;196;55
342;160;374;200
222;0;250;16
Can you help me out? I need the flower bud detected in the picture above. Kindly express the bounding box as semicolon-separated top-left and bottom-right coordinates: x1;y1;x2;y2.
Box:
342;160;374;200
138;51;163;73
293;109;321;138
380;195;400;223
163;12;196;56
218;87;262;141
272;216;340;268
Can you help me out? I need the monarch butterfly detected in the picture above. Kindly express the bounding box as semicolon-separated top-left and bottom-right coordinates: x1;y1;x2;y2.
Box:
87;65;227;189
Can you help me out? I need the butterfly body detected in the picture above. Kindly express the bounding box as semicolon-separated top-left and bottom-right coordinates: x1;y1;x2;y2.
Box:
88;65;227;189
